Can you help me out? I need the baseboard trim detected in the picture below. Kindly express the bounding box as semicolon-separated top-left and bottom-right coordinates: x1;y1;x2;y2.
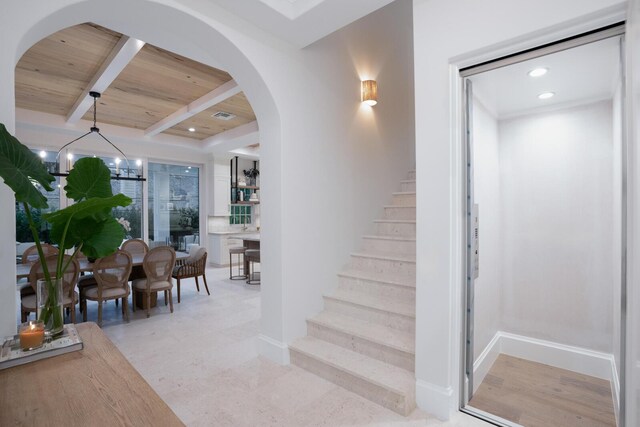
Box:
415;378;455;420
473;331;619;410
258;334;290;365
472;332;501;393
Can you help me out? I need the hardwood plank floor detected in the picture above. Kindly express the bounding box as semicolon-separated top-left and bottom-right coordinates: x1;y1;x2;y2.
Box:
469;354;616;427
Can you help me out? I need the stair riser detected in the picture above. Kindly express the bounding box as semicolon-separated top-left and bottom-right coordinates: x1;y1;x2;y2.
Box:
384;206;416;220
401;181;416;192
392;194;416;206
337;276;415;304
362;238;416;256
407;170;416;180
307;322;415;372
290;349;415;416
374;222;416;237
323;297;415;333
350;255;415;278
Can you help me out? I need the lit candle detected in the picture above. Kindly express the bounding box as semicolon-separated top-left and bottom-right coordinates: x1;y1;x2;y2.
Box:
136;159;143;177
19;320;45;351
66;152;74;172
115;157;121;175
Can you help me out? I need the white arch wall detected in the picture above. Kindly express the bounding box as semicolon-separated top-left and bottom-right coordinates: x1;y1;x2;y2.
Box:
0;0;416;375
412;0;628;420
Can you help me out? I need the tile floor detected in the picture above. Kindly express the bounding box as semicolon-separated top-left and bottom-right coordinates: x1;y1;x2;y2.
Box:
79;266;488;427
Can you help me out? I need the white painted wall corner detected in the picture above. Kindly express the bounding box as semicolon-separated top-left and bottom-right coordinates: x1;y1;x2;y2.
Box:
258;334;291;365
415;379;455;421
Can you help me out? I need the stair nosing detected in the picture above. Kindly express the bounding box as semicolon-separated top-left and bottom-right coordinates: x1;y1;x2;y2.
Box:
308;313;415;355
383;205;416;208
373;219;416;224
351;252;416;263
290;337;414;396
337;270;416;288
362;235;416;242
324;293;415;319
392;192;416;196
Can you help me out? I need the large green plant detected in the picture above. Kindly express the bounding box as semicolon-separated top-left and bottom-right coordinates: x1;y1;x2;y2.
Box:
0;124;132;330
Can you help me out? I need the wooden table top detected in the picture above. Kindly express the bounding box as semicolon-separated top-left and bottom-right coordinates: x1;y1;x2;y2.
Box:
0;322;184;426
16;251;189;280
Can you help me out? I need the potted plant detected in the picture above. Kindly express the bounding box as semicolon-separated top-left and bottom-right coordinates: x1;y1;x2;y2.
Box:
243;167;259;186
0;124;132;335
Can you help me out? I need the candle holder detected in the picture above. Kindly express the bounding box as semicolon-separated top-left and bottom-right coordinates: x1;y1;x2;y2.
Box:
19;320;45;351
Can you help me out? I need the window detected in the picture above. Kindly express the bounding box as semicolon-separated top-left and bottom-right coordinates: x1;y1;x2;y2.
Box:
15;150;60;244
148;162;200;250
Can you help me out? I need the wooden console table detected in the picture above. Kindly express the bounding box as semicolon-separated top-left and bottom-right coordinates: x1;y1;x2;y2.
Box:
0;322;183;426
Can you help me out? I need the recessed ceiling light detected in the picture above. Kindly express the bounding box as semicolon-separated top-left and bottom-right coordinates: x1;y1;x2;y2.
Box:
188;127;196;132
538;92;555;100
528;67;548;77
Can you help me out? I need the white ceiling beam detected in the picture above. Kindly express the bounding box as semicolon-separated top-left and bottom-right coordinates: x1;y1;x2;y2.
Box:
66;36;145;123
204;120;259;153
144;79;241;137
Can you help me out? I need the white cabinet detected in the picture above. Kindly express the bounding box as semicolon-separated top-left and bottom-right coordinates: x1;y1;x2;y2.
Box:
209;234;242;267
213;175;230;216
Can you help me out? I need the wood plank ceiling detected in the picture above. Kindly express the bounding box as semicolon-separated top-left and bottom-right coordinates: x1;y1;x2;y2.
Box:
15;23;257;141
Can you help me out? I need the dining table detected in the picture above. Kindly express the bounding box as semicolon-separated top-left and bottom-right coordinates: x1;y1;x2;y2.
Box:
16;251;189;280
228;233;260;274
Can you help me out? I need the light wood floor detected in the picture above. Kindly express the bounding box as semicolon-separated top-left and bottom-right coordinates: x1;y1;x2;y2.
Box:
469;354;616;427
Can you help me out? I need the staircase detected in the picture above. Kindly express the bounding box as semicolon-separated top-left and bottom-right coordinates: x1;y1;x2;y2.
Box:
289;170;416;415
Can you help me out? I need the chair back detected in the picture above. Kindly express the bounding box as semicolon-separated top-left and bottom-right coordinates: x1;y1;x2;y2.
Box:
143;246;176;286
187;245;206;263
28;254;80;299
22;244;59;264
121;239;149;255
93;250;133;299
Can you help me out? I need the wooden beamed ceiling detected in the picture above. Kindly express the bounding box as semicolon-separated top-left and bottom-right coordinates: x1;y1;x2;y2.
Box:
15;23;257;141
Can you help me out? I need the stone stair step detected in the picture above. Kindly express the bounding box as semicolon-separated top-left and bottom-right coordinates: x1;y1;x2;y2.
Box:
349;252;416;278
391;192;416;206
289;336;416;415
323;290;415;332
383;205;416;220
338;269;416;288
307;311;415;371
362;235;416;255
400;180;416;192
373;219;416;237
337;270;415;304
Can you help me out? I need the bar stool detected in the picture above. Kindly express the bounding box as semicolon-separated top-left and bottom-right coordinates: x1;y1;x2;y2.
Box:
229;246;247;280
245;249;260;285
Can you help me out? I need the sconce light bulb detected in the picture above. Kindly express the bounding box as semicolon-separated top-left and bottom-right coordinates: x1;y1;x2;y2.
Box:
136;159;142;166
115;157;121;165
39;150;47;159
66;153;73;160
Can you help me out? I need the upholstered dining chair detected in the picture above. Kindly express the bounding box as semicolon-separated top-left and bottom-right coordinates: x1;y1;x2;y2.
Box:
83;250;133;326
121;239;149;282
132;246;176;318
21;254;80;323
18;244;60;298
172;245;209;303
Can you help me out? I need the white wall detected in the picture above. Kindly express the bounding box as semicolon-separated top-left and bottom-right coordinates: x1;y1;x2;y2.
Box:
498;101;614;353
471;98;502;360
0;0;415;370
413;0;626;418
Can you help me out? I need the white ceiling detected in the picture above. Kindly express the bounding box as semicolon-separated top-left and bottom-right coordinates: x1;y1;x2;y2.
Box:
206;0;395;47
471;36;622;120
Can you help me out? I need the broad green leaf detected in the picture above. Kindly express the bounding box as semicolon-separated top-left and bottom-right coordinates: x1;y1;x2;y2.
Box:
65;157;113;201
50;216;125;258
81;217;125;258
43;194;132;225
0;123;54;209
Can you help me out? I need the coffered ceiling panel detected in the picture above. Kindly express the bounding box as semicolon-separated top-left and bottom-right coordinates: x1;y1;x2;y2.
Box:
15;23;122;116
163;92;257;139
15;23;257;143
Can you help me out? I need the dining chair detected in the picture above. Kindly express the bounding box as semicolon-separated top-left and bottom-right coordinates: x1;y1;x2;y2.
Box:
172;245;208;303
18;244;60;298
83;250;133;326
20;254;80;323
132;246;176;318
121;238;149;282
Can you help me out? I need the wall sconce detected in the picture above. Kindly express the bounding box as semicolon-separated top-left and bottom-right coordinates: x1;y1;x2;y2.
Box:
361;80;378;106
